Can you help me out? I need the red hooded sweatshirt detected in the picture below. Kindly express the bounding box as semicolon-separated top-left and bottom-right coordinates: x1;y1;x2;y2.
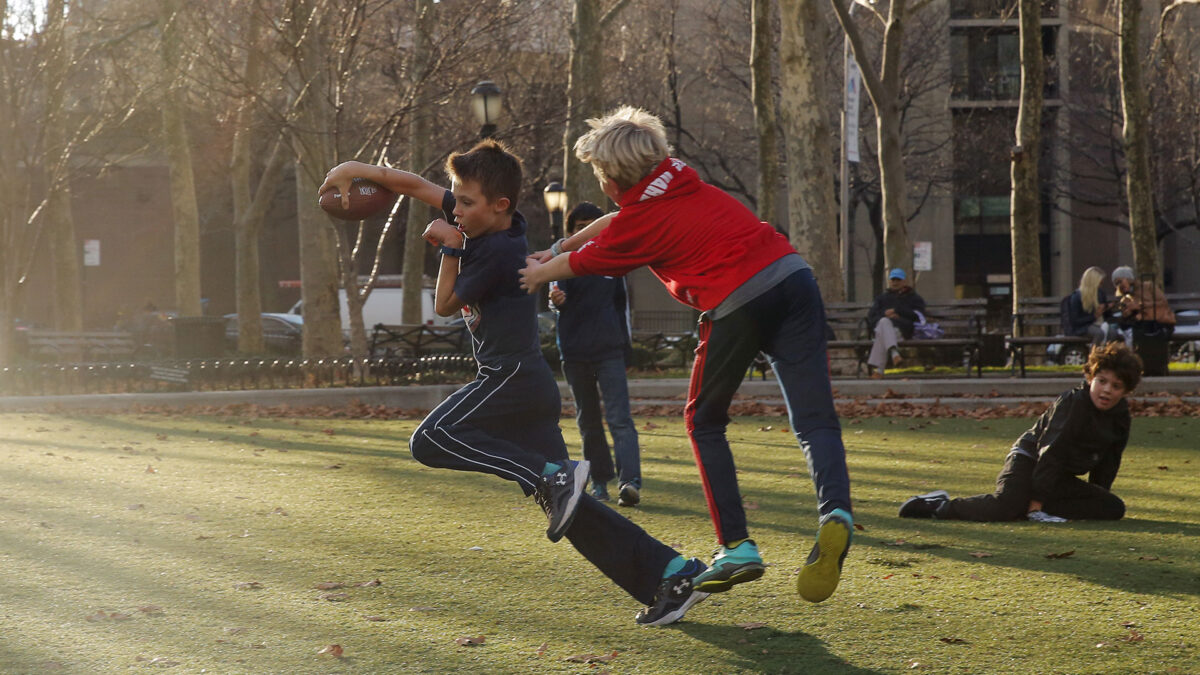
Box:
568;158;796;312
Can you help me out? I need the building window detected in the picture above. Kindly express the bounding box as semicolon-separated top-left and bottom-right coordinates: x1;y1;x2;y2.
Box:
950;26;1059;101
950;0;1058;20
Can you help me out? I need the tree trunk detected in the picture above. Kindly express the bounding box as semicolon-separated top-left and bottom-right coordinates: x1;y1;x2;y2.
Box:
778;0;843;304
831;0;913;281
751;0;779;224
563;0;632;209
1119;0;1159;284
44;0;82;331
402;0;435;326
291;0;344;357
1009;0;1045;325
232;133;288;354
159;0;203;317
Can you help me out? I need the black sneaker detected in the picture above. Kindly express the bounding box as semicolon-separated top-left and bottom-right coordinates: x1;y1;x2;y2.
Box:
534;460;590;542
635;558;710;626
617;481;640;507
898;490;951;518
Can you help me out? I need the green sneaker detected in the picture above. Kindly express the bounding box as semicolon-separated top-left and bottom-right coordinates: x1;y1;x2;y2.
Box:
797;508;852;603
693;539;765;593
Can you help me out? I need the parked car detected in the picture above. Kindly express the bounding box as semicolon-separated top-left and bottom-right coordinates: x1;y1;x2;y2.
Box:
223;313;304;355
1173;310;1200;362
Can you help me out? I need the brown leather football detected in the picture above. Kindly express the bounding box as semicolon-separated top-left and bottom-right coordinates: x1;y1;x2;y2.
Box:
319;178;398;221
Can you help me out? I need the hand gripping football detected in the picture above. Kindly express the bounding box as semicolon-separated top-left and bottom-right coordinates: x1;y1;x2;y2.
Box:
319;178;398;221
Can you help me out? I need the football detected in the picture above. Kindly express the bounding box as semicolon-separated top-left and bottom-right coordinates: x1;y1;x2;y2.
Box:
319;178;398;221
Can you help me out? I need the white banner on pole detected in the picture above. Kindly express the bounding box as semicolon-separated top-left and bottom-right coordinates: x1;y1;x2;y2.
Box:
914;241;932;271
83;239;101;267
844;56;861;164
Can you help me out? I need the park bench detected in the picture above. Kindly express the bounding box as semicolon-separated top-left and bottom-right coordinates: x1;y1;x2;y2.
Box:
21;330;137;363
824;298;988;377
369;324;470;357
1007;292;1200;376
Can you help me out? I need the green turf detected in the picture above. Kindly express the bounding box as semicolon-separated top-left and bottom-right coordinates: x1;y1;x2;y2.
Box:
0;412;1196;674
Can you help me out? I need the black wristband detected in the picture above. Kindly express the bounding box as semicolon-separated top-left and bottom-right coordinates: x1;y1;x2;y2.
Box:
439;244;464;258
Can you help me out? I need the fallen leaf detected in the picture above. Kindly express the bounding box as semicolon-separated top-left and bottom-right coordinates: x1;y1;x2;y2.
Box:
535;642;548;656
314;582;345;590
145;465;157;474
455;635;486;646
969;551;993;558
324;464;342;470
409;606;440;612
744;501;759;510
126;504;145;510
882;574;894;580
1123;630;1144;642
642;422;660;430
316;644;344;657
232;581;263;590
86;610;132;622
322;428;336;435
939;637;967;644
854;523;865;531
758;425;773;431
1045;550;1076;559
363;615;388;621
138;605;165;615
1157;466;1169;471
737;622;768;630
1138;555;1159;561
357;579;382;587
320;593;348;602
1120;621;1138;628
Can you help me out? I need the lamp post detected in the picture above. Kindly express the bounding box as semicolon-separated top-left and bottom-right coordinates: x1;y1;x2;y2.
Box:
470;80;502;139
543;181;567;240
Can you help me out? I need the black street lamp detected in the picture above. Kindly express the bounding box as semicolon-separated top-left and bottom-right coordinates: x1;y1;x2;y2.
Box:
470;80;502;139
543;181;567;240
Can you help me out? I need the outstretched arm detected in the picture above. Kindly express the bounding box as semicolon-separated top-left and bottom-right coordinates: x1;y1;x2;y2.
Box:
529;211;617;262
318;161;446;212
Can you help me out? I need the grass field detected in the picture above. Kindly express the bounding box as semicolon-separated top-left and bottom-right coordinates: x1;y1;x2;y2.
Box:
0;411;1196;674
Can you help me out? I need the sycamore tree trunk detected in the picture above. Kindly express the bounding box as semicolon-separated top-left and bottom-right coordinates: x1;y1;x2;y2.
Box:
401;0;434;326
562;0;632;209
751;0;779;224
158;0;203;317
831;0;913;281
291;0;344;357
44;0;82;331
1009;0;1045;325
1119;0;1160;284
232;131;288;354
778;0;843;304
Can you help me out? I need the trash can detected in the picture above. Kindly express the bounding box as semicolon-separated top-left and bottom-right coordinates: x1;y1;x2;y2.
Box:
1133;323;1170;377
172;316;227;358
979;332;1007;367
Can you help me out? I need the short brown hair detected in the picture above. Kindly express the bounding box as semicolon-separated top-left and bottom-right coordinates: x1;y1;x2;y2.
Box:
445;139;522;213
1083;341;1142;392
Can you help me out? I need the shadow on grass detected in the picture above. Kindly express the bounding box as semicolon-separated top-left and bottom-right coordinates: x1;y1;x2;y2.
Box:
675;622;882;674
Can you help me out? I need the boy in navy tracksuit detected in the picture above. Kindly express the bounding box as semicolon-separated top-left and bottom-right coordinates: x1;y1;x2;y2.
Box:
520;107;854;604
551;202;642;506
319;141;711;626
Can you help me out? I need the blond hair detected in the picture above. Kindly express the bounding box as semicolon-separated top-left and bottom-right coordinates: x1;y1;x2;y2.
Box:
573;106;672;192
1078;266;1105;314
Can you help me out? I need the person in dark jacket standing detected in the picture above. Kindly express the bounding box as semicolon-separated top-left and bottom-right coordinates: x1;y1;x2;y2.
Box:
865;268;927;377
898;341;1141;522
551;201;642;506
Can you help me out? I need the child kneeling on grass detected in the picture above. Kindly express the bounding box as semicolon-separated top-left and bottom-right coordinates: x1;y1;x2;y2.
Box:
319;141;710;626
899;341;1141;523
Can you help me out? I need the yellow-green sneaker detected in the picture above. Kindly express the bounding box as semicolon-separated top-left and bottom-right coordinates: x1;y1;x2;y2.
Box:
693;539;765;593
797;509;852;603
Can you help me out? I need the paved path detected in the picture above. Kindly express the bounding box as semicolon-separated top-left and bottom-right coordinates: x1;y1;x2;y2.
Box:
0;375;1196;413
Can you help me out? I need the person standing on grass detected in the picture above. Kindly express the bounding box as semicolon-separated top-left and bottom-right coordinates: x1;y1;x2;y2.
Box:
519;106;854;604
550;201;642;506
318;141;711;626
899;341;1140;522
865;268;926;378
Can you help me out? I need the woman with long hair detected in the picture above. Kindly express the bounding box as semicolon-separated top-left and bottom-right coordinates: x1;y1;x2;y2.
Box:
1063;266;1119;345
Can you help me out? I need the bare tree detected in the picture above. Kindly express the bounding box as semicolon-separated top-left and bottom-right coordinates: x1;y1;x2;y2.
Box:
750;0;780;223
562;0;634;209
830;0;925;279
1008;0;1045;322
157;0;203;317
778;0;843;303
1119;0;1159;284
43;0;83;331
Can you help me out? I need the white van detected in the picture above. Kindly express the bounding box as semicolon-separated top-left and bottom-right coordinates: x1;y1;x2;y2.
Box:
287;284;448;331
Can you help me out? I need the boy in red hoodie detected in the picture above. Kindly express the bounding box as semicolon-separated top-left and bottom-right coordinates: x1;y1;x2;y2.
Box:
520;107;853;603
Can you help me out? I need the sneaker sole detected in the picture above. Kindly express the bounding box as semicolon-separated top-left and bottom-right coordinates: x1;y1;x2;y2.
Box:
639;590;710;627
797;519;850;603
694;562;765;593
547;461;590;543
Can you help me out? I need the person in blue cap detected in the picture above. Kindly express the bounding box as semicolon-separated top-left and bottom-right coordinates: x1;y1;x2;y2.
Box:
865;268;927;377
